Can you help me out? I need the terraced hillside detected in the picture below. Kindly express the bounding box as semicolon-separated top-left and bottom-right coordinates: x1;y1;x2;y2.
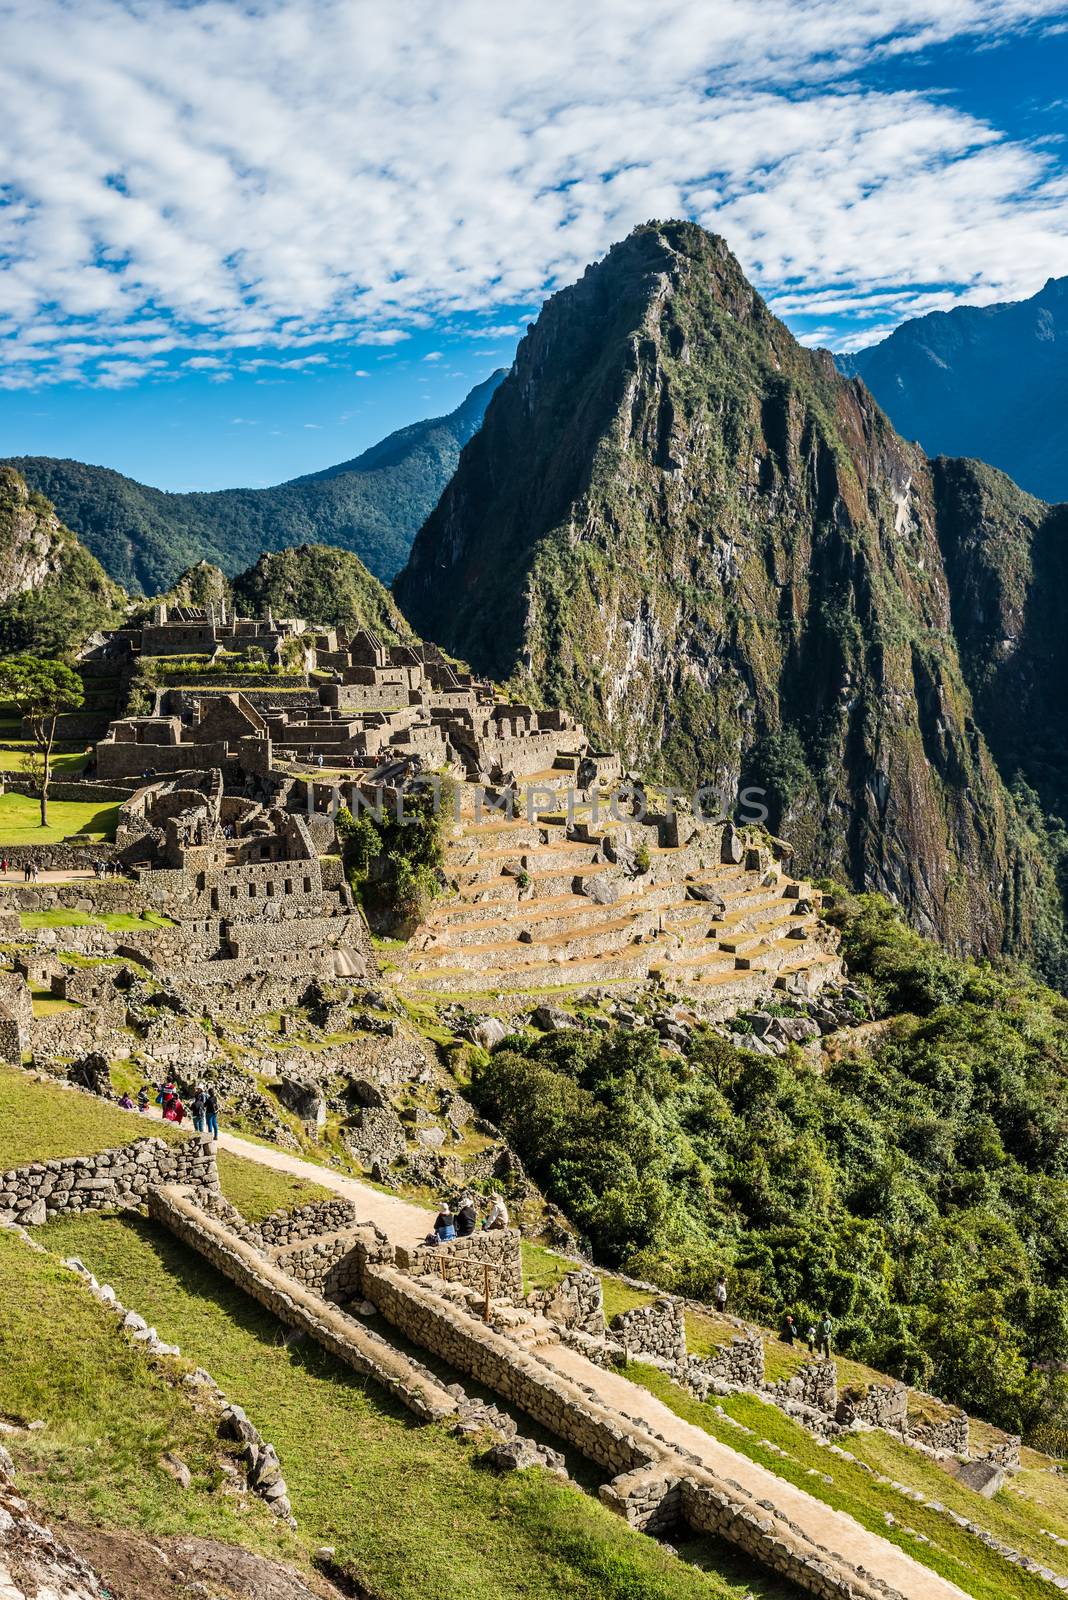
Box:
394;771;838;1007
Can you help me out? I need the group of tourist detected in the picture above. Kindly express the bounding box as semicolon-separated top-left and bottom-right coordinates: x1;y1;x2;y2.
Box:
780;1311;834;1357
115;1077;220;1141
429;1191;509;1243
92;859;122;879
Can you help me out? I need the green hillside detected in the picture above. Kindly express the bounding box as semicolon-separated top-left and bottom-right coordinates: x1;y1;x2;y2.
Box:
5;372;504;595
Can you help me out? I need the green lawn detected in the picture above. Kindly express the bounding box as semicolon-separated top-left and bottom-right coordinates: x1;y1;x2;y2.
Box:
0;793;119;844
0;747;90;776
626;1364;1064;1600
20;908;174;931
33;1213;794;1600
216;1149;334;1222
0;1061;182;1170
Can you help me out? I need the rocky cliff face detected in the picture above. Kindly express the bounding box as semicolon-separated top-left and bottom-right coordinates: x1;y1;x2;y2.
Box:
396;222;1066;971
0;467;125;654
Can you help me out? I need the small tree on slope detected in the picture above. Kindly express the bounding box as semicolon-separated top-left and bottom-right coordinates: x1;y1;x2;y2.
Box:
0;655;83;827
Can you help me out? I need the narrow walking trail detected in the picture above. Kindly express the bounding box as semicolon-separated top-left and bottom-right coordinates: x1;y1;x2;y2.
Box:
184;1121;972;1600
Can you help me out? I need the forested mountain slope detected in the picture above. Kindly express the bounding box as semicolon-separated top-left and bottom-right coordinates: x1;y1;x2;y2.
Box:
5;371;505;595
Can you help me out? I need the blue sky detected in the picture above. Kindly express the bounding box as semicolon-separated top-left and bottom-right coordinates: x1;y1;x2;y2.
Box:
0;0;1066;491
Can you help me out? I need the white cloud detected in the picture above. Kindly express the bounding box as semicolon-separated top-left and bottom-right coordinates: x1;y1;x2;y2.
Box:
354;368;370;377
423;351;443;361
1;0;1067;384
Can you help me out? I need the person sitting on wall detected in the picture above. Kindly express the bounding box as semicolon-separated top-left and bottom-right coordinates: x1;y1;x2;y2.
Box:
433;1202;456;1243
455;1194;477;1237
482;1192;509;1231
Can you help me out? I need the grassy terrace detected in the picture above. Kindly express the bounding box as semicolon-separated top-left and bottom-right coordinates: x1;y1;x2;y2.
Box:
17;1212;798;1600
19;907;174;931
0;792;119;844
0;745;90;776
0;1062;184;1171
215;1148;334;1222
626;1365;1068;1600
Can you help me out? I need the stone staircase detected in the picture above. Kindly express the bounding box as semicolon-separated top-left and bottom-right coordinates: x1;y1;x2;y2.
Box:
393;779;840;1007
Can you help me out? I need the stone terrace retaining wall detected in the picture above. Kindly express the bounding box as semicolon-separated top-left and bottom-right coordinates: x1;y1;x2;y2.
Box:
610;1297;686;1365
527;1268;605;1336
0;1135;215;1226
909;1413;970;1454
686;1331;765;1397
395;1227;523;1298
148;1184;457;1424
269;1232;363;1301
363;1258;654;1478
836;1382;908;1431
256;1198;358;1249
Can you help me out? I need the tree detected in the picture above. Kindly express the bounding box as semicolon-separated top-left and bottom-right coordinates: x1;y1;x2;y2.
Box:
0;655;83;826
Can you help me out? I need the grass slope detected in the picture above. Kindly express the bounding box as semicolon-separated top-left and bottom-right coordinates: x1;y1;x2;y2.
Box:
0;1062;183;1170
628;1363;1067;1600
34;1211;796;1600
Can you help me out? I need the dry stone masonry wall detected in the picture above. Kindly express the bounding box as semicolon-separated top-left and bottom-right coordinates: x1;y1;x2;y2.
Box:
0;1135;215;1227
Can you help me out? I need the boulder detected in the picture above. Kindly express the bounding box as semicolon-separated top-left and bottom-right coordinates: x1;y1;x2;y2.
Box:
720;824;743;865
578;875;619;906
160;1451;192;1489
481;1437;567;1475
531;1006;575;1033
467;1017;508;1051
685;883;725;911
956;1459;1007;1498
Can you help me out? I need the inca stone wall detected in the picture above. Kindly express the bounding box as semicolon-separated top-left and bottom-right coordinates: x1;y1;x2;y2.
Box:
836;1382;908;1430
610;1296;686;1364
394;1228;523;1298
686;1332;765;1396
0;1135;216;1226
147;1185;457;1423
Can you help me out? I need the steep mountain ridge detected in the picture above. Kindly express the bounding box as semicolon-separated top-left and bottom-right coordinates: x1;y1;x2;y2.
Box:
5;371;505;595
396;221;1067;974
839;276;1068;503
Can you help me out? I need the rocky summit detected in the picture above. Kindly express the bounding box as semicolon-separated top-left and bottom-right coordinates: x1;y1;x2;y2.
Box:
396;220;1068;978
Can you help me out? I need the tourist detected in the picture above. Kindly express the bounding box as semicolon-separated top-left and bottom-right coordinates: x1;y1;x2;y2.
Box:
118;1092;134;1110
482;1192;509;1231
433;1201;456;1242
164;1095;185;1124
780;1313;798;1345
22;862;30;883
203;1087;219;1141
455;1194;477;1237
805;1323;817;1354
713;1274;728;1314
160;1080;177;1116
191;1084;207;1134
817;1313;833;1358
137;1085;150;1113
0;857;7;875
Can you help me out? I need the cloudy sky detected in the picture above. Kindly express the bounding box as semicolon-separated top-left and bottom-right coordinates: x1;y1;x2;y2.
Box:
1;0;1066;488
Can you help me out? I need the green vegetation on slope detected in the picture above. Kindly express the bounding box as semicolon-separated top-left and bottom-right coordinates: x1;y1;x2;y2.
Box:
628;1363;1063;1600
231;543;415;638
0;466;126;654
0;1229;298;1561
0;1062;182;1170
215;1148;334;1222
35;1211;794;1600
5;372;504;594
473;889;1068;1438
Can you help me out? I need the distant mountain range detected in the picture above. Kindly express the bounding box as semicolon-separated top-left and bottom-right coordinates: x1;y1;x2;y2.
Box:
838;277;1068;504
397;220;1068;984
3;370;505;596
